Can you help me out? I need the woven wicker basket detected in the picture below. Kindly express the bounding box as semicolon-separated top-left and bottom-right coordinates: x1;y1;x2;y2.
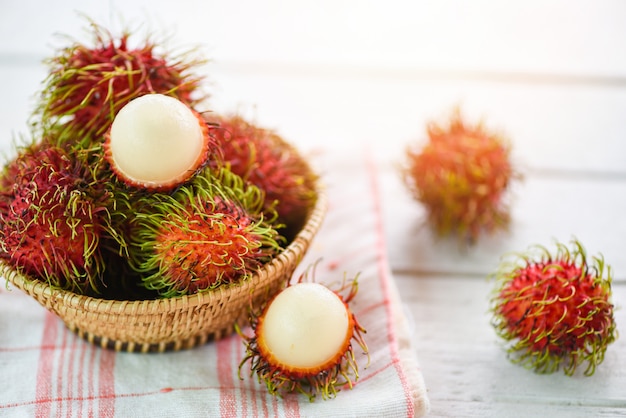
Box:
2;193;326;353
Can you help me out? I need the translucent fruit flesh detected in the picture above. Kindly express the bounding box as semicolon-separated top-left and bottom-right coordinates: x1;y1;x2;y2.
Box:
107;94;207;189
257;282;351;372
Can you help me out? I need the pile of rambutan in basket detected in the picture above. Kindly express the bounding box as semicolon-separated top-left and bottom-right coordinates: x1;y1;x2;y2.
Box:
0;21;325;353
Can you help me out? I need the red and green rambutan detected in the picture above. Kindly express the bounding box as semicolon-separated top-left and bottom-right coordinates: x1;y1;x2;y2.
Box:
238;268;368;401
127;167;284;298
205;114;318;237
0;142;111;295
403;108;519;243
36;18;207;151
490;239;617;376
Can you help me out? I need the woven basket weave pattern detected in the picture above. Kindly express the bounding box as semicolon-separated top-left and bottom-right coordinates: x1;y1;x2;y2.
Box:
3;193;326;353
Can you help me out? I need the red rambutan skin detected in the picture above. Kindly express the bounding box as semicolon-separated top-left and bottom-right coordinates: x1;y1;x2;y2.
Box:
39;21;205;149
155;199;268;294
404;109;517;243
0;145;106;293
238;271;368;401
133;190;282;298
491;241;616;375
205;114;318;232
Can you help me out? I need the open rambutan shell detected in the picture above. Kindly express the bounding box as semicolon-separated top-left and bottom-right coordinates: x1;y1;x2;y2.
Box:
238;271;368;401
104;94;211;191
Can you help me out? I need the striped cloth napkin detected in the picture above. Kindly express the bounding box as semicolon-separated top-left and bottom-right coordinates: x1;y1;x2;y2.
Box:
0;149;429;417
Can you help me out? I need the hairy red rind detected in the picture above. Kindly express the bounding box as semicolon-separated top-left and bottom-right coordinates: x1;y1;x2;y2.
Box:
490;240;616;375
404;108;518;243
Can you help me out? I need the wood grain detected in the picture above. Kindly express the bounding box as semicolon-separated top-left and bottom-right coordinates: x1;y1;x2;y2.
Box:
1;2;625;416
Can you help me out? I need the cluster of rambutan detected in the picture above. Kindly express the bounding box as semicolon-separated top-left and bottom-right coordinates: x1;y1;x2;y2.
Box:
0;19;373;404
0;21;318;300
0;20;371;402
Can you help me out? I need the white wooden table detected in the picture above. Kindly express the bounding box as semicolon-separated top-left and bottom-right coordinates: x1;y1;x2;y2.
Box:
2;2;625;416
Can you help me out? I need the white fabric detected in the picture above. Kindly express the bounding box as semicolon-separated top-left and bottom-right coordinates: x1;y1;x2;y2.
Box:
0;149;429;417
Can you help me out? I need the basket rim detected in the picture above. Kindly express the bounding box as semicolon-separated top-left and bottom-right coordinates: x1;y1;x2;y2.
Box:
2;191;327;314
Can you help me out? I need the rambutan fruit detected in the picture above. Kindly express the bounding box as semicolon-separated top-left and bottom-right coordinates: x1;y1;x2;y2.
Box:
0;143;109;294
205;114;318;236
127;168;284;298
104;93;212;191
403;108;518;243
37;19;206;150
238;270;368;401
490;239;617;375
0;138;32;216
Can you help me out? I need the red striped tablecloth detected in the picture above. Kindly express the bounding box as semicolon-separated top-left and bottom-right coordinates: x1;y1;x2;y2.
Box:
0;150;429;417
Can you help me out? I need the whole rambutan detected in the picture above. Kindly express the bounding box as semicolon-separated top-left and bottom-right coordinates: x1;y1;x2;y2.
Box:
403;108;519;243
205;114;318;236
0;143;110;294
127;168;284;298
490;239;617;375
37;19;206;151
238;269;368;401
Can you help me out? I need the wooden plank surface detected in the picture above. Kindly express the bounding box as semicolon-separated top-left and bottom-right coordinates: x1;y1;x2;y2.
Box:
1;2;625;416
395;274;626;417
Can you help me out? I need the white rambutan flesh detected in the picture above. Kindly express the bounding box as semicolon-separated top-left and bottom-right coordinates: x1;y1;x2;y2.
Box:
259;282;351;369
106;94;208;190
239;276;368;400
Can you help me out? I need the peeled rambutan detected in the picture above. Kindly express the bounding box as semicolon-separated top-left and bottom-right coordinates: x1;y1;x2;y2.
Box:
238;269;368;401
104;93;212;191
0;143;109;294
205;114;318;236
403;108;519;243
490;239;617;375
37;19;206;150
127;168;284;298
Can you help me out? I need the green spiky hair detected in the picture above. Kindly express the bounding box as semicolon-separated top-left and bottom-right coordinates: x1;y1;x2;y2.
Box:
0;143;115;295
35;17;206;152
205;114;318;238
127;167;284;298
237;268;369;401
490;239;617;376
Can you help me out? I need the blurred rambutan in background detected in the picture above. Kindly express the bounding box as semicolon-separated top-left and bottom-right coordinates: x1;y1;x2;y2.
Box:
402;108;519;243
